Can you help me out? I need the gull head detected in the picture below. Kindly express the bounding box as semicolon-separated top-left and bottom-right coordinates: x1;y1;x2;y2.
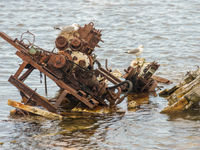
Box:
72;23;80;31
139;45;144;49
138;45;144;52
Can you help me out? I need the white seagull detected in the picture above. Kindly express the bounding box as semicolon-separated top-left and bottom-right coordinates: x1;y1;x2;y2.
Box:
125;45;144;57
54;23;80;33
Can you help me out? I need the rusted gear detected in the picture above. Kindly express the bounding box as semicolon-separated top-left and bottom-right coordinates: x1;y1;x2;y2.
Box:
71;51;90;68
79;60;86;67
70;38;82;50
58;51;72;61
48;54;66;68
73;56;78;61
55;36;68;50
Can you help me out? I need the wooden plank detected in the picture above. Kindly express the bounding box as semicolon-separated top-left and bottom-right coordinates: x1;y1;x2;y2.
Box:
8;99;63;120
8;75;57;113
16;51;97;109
160;98;188;114
152;75;172;84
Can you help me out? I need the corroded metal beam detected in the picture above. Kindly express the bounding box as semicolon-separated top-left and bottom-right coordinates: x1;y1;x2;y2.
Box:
8;75;57;113
16;51;98;109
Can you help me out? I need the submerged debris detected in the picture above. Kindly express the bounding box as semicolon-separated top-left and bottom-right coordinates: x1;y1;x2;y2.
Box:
8;99;63;120
160;68;200;113
0;22;162;119
127;93;149;110
124;58;160;93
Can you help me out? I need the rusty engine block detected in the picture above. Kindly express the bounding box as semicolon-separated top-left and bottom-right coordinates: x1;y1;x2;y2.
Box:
0;22;160;115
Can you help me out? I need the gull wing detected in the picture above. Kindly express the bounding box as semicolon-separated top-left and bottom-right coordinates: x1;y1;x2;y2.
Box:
128;48;140;54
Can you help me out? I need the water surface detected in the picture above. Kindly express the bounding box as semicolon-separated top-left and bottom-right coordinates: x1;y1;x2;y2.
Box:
0;0;200;149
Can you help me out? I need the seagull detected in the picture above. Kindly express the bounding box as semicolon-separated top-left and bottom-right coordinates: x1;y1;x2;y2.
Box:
54;23;80;32
71;23;80;31
125;45;144;57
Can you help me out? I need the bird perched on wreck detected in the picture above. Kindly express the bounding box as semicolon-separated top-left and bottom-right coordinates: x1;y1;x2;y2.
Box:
125;45;144;57
54;23;80;33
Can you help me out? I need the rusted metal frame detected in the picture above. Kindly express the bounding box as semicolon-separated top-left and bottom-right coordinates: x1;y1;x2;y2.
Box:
115;94;127;105
99;67;122;83
15;62;35;104
0;32;28;53
77;89;99;106
55;90;69;108
57;83;98;108
97;69;118;84
141;78;153;92
44;75;48;95
16;51;97;109
107;87;121;100
82;86;106;105
20;91;29;104
19;66;34;81
14;61;28;78
76;90;99;106
94;60;121;84
9;75;57;112
105;59;112;72
79;84;106;105
90;98;99;106
96;68;121;85
42;66;62;79
17;66;35;105
25;88;37;105
66;73;104;105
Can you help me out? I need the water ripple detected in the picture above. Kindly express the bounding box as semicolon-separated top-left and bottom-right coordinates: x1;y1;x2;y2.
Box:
0;0;200;149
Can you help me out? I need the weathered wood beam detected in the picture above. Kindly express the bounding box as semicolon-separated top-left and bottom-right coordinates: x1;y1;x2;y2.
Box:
160;68;200;113
152;75;172;84
8;100;62;120
160;98;188;113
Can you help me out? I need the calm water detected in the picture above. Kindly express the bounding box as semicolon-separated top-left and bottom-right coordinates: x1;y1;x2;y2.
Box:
0;0;200;149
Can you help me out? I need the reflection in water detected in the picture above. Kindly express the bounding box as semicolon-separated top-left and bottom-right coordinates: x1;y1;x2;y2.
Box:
167;108;200;121
6;112;124;149
127;93;149;111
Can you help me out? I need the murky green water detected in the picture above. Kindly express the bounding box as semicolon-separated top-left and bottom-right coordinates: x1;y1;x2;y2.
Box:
0;0;200;149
